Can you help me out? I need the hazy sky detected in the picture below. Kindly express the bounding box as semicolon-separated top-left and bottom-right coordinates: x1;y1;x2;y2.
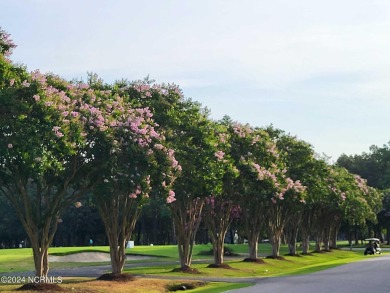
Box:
2;0;390;160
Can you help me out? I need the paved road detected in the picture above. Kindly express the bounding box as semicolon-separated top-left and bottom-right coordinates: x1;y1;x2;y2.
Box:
230;254;390;293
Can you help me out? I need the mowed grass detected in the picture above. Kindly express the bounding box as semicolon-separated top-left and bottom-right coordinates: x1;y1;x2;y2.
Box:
125;249;369;278
0;243;379;292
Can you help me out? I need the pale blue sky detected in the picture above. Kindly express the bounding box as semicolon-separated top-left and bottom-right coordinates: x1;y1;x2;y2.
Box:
2;0;390;160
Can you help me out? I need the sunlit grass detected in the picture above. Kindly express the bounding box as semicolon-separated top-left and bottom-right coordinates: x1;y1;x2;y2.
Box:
125;249;369;278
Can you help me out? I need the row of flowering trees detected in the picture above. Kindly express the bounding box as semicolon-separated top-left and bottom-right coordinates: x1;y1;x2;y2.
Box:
0;28;382;280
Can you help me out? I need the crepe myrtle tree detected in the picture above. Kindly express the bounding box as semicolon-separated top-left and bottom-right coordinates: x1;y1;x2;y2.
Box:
228;122;306;259
79;79;181;275
265;127;318;256
202;121;240;267
227;123;277;261
0;32;98;279
308;165;358;252
247;151;306;258
115;78;225;271
322;168;382;251
162;102;222;272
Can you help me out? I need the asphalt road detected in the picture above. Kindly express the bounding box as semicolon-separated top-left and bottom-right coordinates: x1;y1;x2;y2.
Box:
230;254;390;293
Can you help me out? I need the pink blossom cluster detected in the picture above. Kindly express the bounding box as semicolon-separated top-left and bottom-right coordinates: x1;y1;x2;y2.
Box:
232;123;253;138
31;70;47;84
130;81;184;99
0;29;16;57
166;190;176;203
166;148;182;171
328;184;347;202
354;175;369;194
52;126;64;138
129;185;142;199
267;143;279;158
6;67;180;206
214;150;225;161
249;161;306;203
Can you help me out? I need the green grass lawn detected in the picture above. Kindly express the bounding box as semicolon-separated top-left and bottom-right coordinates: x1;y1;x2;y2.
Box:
0;244;382;293
124;249;369;278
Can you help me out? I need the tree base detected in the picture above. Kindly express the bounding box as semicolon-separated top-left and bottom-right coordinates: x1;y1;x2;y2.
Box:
265;255;286;260
243;258;266;264
17;283;64;291
171;267;201;274
285;253;301;257
301;252;313;256
97;273;135;282
207;263;232;269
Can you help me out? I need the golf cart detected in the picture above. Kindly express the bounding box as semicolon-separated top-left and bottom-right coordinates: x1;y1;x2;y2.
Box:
364;238;381;255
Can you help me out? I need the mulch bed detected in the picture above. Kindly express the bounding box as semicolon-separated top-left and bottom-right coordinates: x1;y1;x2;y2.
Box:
207;263;232;269
243;258;266;264
17;283;64;291
96;273;135;282
171;267;201;274
284;253;302;257
265;255;286;260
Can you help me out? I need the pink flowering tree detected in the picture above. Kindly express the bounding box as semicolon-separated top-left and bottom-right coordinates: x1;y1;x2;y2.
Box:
227;123;277;261
265;127;320;255
229;123;306;259
163;105;225;272
316;167;382;251
202;121;240;267
82;78;180;275
113;79;212;272
116;79;243;271
0;32;98;279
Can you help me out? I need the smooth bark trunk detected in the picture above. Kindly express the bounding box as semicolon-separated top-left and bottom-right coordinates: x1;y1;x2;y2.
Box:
170;198;203;269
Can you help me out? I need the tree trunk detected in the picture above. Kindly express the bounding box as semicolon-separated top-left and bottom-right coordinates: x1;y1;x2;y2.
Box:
270;231;282;257
243;205;263;260
203;197;234;266
212;232;226;265
330;222;341;249
287;227;299;255
315;233;322;252
301;233;310;254
32;245;49;279
248;235;259;259
177;238;193;269
97;194;140;275
170;198;203;269
109;238;126;274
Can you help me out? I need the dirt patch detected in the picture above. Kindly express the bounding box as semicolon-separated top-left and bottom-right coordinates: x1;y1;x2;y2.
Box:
17;283;64;291
96;273;135;282
243;258;266;264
